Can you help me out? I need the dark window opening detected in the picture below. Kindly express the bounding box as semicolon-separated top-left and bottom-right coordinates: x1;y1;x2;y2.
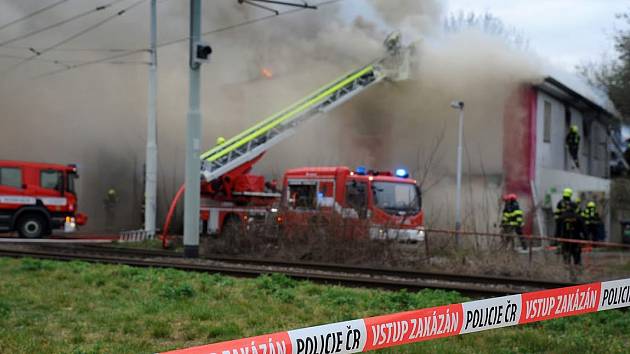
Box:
543;101;552;143
0;168;22;189
67;173;77;194
288;184;317;210
345;180;368;218
40;170;63;191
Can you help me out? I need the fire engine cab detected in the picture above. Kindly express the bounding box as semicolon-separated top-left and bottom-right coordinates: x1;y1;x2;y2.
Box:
283;166;424;241
0;160;87;238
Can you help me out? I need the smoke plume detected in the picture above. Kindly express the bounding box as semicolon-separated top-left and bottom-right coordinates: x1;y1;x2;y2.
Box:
0;0;544;231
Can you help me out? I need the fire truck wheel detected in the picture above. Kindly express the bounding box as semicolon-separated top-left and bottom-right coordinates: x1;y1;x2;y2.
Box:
17;214;46;239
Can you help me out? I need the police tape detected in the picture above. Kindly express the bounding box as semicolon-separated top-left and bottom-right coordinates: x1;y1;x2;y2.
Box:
161;278;630;354
425;228;630;249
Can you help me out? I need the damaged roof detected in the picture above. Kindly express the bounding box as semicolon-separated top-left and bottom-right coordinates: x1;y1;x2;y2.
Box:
535;68;620;120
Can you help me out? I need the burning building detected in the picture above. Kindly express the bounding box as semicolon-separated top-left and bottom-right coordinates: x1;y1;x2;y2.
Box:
505;72;621;241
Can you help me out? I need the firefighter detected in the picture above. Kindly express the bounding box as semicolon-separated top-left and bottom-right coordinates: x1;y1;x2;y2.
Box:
103;188;119;232
566;125;581;168
559;205;583;266
104;188;118;207
581;201;602;241
554;188;577;237
501;194;526;250
575;197;583;216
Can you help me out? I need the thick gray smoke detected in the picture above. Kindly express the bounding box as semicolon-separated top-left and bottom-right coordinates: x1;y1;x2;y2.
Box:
0;0;543;231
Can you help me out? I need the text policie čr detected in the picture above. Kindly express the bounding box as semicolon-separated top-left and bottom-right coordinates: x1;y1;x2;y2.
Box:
464;300;519;330
370;310;459;346
295;327;362;354
601;285;630;307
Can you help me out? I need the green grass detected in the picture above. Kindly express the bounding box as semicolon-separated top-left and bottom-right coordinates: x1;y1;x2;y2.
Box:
0;258;629;353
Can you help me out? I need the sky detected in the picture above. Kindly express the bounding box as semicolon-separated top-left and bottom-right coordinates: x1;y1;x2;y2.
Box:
446;0;629;71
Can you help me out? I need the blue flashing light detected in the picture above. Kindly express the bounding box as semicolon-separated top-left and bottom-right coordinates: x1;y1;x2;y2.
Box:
395;168;409;178
356;166;367;175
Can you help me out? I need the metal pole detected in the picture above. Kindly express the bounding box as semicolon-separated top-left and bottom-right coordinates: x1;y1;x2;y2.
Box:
183;0;202;257
454;103;464;246
144;0;158;238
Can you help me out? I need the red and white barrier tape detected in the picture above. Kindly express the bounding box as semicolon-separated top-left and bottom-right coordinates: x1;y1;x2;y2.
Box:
162;278;630;354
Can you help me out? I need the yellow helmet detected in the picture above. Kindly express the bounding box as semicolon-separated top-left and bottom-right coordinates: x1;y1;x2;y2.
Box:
563;188;573;198
216;136;226;145
587;201;596;208
570;125;578;133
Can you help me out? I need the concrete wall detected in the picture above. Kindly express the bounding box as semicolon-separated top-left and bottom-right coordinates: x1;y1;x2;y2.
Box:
422;174;504;232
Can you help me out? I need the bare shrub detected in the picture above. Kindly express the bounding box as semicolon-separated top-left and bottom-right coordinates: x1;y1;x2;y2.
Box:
201;215;422;267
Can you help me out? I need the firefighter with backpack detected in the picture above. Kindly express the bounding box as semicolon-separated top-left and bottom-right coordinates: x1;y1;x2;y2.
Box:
555;188;583;265
501;193;526;250
581;201;603;241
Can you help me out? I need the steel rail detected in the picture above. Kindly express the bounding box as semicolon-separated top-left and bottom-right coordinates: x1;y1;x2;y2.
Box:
26;243;572;289
0;245;574;297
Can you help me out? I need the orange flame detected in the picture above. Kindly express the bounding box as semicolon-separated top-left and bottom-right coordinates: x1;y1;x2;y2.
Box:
261;67;273;78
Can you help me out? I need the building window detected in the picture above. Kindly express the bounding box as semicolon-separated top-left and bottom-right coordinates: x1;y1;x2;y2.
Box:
543;101;552;143
583;121;590;157
0;167;22;189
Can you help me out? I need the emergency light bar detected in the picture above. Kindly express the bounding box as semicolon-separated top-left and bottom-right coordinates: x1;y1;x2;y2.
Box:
395;168;409;178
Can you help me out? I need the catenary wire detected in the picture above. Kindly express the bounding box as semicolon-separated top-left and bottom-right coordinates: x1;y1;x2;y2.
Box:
0;0;71;33
6;0;148;72
36;0;343;78
0;0;128;47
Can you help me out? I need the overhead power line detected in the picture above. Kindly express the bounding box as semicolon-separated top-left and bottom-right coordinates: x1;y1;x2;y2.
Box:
0;0;71;33
0;0;127;47
1;44;141;53
9;0;147;71
1;53;148;72
159;0;342;48
0;53;74;67
36;0;344;78
35;48;148;77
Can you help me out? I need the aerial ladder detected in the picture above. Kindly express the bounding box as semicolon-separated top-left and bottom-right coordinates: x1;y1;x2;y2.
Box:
162;32;413;246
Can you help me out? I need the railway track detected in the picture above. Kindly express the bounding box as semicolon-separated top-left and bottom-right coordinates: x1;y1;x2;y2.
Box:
0;244;575;297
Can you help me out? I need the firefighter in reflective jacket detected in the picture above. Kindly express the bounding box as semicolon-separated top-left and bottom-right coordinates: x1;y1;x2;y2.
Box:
501;194;526;250
559;205;583;265
555;188;577;237
581;201;602;241
566;125;581;168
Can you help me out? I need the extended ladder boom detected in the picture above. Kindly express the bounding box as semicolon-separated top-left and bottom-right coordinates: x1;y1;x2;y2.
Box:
200;32;411;182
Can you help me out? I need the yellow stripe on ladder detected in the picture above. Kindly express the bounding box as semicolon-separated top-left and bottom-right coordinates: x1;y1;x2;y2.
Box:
200;65;375;162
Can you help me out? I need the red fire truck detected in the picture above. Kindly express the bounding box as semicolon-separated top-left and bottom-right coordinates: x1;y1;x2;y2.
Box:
0;160;87;238
162;32;424;243
197;165;424;241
